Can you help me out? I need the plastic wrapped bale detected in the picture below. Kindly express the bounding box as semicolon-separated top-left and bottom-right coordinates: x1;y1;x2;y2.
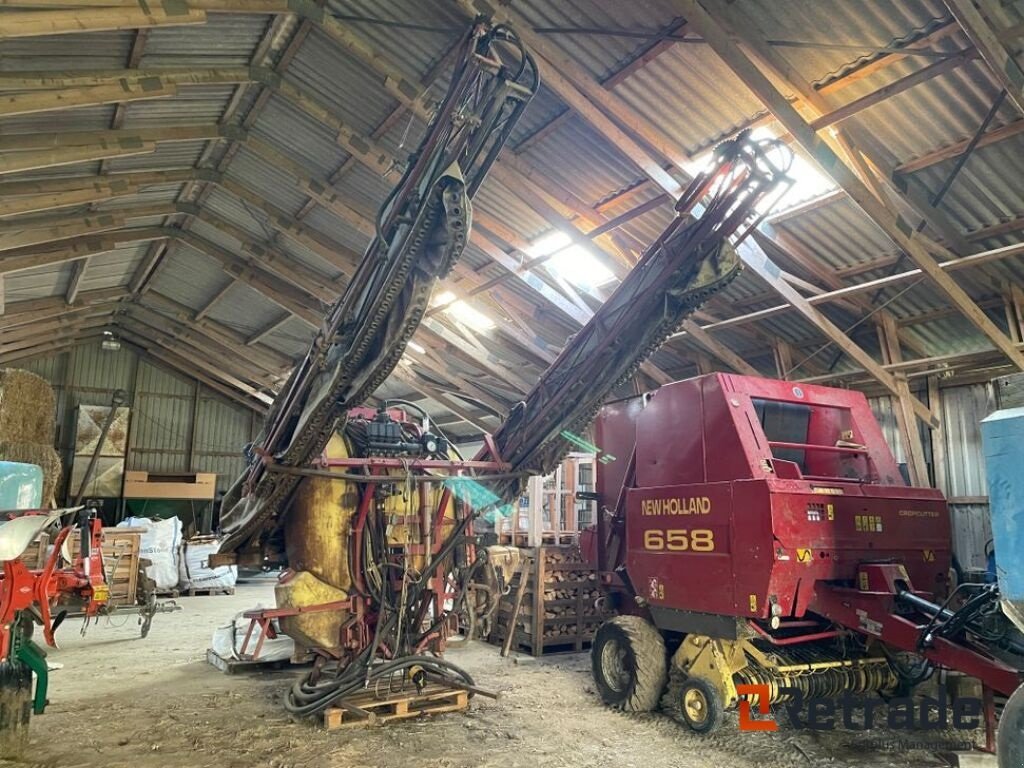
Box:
0;369;56;445
0;443;62;507
179;537;237;592
117;516;182;592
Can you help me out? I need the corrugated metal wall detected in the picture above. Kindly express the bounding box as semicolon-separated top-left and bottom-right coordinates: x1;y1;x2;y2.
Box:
940;383;998;573
15;344;258;499
870;384;997;572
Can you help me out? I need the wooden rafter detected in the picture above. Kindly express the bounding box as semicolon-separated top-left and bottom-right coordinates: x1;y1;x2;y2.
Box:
0;2;206;39
679;0;1024;373
945;0;1024;115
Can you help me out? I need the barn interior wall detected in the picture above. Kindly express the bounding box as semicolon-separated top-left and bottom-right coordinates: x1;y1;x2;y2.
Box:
15;343;260;501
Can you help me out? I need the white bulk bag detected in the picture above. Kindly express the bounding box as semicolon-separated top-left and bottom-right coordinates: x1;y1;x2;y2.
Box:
117;516;181;591
179;537;237;591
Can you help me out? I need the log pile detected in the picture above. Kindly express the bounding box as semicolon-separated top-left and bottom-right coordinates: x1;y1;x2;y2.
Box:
489;545;612;655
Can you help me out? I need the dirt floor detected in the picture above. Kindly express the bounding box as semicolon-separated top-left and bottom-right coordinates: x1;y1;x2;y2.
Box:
4;579;989;768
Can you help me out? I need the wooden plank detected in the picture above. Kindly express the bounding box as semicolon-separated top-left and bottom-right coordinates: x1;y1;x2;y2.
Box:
0;4;206;38
457;0;691;171
0;141;156;175
0;228;167;275
1;81;176;117
65;258;88;304
0;124;223;149
808;49;980;131
0;67;252;89
896;119;1024;175
0;215;127;251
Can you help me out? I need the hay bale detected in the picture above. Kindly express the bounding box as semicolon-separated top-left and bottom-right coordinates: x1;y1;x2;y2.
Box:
0;369;56;445
0;442;62;506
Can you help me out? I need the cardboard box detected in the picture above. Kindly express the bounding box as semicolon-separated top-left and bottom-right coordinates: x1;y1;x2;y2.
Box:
123;471;217;500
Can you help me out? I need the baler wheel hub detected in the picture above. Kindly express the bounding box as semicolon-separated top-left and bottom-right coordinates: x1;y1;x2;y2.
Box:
683;688;709;725
677;676;724;734
600;639;630;694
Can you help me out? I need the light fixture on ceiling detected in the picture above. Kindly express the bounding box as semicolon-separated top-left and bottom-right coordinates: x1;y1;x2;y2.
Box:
407;341;427;354
100;331;121;352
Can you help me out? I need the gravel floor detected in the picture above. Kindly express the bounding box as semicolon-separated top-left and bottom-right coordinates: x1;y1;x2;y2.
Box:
3;579;989;768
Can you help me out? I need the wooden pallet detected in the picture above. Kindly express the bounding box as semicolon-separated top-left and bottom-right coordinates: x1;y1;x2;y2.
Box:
186;586;235;596
69;528;141;606
323;683;469;730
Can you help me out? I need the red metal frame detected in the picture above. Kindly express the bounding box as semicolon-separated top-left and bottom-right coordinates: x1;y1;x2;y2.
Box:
0;512;109;662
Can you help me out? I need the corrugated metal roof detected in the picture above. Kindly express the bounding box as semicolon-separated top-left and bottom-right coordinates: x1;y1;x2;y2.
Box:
141;14;270;67
4;0;1024;428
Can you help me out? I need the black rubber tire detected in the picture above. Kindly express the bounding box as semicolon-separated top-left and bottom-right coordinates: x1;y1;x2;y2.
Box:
678;676;724;734
591;615;667;712
999;684;1024;768
0;663;33;759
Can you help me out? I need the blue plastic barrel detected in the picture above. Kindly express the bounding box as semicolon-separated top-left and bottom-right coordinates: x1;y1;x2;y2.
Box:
981;407;1024;632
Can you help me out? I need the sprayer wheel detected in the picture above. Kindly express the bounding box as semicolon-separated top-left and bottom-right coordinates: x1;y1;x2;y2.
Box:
999;684;1024;768
591;616;667;712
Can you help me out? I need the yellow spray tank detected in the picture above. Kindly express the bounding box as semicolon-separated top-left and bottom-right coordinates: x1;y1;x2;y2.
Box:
276;428;457;656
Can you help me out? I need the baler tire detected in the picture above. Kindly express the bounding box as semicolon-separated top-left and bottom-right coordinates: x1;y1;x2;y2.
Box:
591;616;667;713
678;676;723;734
999;684;1024;768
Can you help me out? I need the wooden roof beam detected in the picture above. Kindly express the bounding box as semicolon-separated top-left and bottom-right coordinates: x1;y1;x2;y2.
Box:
739;240;936;427
0;141;157;176
117;333;269;413
678;319;760;376
1;80;176;118
1;309;113;347
679;0;1024;371
0;214;128;251
391;367;494;434
0;2;206;39
65;258;88;304
895;119;1024;176
114;318;275;403
245;313;291;346
696;0;975;257
120;304;285;385
0;332;108;367
693;240;1024;335
0;67;253;90
945;0;1024;115
0;227;167;275
0;124;226;151
141;291;295;369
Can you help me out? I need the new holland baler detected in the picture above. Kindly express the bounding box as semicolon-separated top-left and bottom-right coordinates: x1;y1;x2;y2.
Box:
587;373;1024;751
